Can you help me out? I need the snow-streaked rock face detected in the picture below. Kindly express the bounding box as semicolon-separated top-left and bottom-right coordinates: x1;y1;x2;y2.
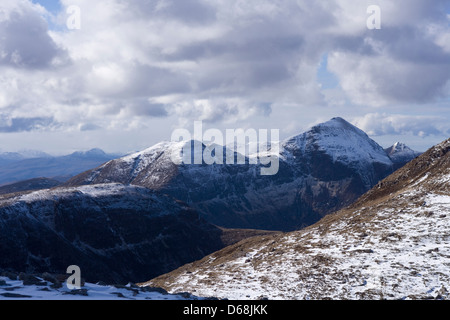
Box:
143;138;450;300
0;184;224;284
66;118;395;231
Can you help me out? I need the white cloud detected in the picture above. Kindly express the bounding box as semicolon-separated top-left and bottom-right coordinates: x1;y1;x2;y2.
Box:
353;113;449;137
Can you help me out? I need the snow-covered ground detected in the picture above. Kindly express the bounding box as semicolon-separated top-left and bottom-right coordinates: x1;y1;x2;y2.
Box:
144;172;450;300
0;276;197;300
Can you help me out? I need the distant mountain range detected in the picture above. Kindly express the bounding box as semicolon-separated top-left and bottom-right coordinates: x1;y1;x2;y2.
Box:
65;117;421;231
0;148;121;187
144;138;450;300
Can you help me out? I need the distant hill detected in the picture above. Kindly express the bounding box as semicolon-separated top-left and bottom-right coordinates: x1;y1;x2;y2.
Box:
0;149;121;186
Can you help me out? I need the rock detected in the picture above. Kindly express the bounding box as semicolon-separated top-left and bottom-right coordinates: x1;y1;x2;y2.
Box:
19;273;46;286
140;286;168;295
1;271;18;281
63;289;89;296
0;293;32;298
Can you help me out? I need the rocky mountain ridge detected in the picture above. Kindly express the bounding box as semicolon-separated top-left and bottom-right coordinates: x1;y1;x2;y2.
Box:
65;117;404;231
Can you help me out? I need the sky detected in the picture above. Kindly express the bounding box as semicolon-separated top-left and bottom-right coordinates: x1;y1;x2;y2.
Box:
0;0;449;154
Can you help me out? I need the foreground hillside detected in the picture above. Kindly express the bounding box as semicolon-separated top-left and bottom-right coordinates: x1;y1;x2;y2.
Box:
143;138;450;300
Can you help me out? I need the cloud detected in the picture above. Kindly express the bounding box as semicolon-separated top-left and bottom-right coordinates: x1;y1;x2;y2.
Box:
170;99;272;124
0;116;57;133
79;123;101;132
328;51;450;106
122;100;169;118
0;1;66;69
353;113;449;137
327;0;450;107
0;0;448;141
130;0;217;26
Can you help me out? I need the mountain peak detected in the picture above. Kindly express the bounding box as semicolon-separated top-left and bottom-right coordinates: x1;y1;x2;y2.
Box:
85;148;107;156
384;142;422;169
282;117;392;171
390;142;411;152
318;117;358;130
329;116;351;125
71;148;107;157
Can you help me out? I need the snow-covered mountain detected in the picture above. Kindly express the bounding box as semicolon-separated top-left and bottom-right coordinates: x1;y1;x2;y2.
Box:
280;117;394;190
385;142;422;170
66;117;395;231
143;138;450;300
0;184;224;284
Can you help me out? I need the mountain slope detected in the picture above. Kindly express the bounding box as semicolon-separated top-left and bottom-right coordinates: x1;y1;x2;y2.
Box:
0;184;224;284
143;138;450;300
66;118;395;231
